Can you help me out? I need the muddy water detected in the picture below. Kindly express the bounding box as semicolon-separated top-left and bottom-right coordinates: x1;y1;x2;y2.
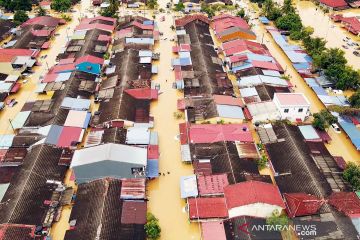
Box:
243;2;360;163
146;3;201;239
296;0;360;70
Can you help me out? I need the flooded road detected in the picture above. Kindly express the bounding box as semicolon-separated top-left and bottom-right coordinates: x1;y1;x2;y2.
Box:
146;3;201;239
244;3;360;164
295;0;360;70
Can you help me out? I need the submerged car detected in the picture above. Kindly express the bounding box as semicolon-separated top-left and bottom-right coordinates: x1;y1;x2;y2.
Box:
331;123;341;133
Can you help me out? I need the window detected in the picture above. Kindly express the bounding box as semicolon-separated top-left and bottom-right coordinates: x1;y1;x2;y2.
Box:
284;109;289;113
298;108;303;113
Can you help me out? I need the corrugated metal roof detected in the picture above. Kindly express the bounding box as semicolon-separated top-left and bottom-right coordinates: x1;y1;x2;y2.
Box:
338;116;360;149
126;127;150;145
61;97;91;110
240;87;258;98
12;111;31;129
121;201;147;224
198;174;229;196
57;127;83;147
0;183;10;202
201;221;227;240
146;159;158;178
64;110;91;128
262;70;281;77
120;178;146;200
216;105;244;119
180;175;198;198
0;135;14;149
45;125;63;145
299;125;320;140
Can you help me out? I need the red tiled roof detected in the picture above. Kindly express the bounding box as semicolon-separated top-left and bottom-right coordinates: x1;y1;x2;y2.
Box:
75;55;104;65
224;181;285;209
213;95;244;107
116;28;133;39
147;145;159;159
175;14;209;27
59;58;75;65
179;122;189;145
315;129;332;143
188;197;228;219
81;16;116;25
57;127;83;147
132;21;154;30
0;224;36;240
274;93;309;106
0;55;15;62
75;23;114;32
177;99;185;110
0;49;36;57
333;156;347;170
201;221;227;240
50;63;76;73
21;16;61;27
172;44;192;53
125;88;158;100
198;174;229;196
252;60;283;71
42;73;58;83
319;0;348;8
121;201;147;224
212;16;250;33
98;34;112;42
188;124;253;144
328;192;360;217
228;54;248;64
284;193;323;218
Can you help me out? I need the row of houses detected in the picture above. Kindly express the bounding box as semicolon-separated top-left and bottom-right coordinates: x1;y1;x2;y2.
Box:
0;16;65;103
331;14;360;36
0;14;160;240
267;22;360;150
173;13;360;240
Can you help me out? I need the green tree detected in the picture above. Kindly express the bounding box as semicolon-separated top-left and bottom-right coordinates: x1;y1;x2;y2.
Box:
275;13;302;32
266;210;289;229
302;36;326;57
147;0;158;9
312;110;337;131
336;66;360;90
343;162;360;191
236;8;245;18
14;10;29;25
201;4;215;18
99;0;119;18
37;6;47;16
51;0;72;12
262;0;282;21
313;48;346;70
256;155;268;170
145;213;161;240
0;0;31;12
174;2;184;11
349;90;360;108
282;0;295;13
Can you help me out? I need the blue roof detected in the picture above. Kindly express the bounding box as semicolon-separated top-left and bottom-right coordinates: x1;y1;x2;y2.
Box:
246;53;274;62
143;20;154;25
83;112;91;128
312;86;328;96
146;159;159;178
293;62;310;70
298;125;320;140
0;134;15;149
305;78;319;87
259;16;270;24
180;175;198;198
61;97;91;110
45;125;63;145
76;62;101;75
338;116;360;149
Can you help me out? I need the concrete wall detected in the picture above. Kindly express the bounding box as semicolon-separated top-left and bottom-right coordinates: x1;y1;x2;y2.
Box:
228;203;283;218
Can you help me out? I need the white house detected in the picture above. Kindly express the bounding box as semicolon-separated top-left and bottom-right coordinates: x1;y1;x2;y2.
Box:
273;93;310;122
224;181;285;218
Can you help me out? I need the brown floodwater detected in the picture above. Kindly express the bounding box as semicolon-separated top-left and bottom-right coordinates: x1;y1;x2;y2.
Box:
296;0;360;70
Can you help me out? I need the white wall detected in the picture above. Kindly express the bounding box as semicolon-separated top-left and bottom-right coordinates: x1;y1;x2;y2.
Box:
228;203;284;218
273;98;310;122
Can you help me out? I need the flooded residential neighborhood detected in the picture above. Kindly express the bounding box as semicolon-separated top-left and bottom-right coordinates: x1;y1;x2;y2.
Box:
0;0;360;240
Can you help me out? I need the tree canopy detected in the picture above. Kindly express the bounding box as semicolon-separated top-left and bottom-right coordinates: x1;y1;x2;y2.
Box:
349;90;360;108
51;0;72;12
343;162;360;191
0;0;31;12
147;0;158;9
145;213;161;240
312;110;337;131
266;210;289;229
14;10;29;25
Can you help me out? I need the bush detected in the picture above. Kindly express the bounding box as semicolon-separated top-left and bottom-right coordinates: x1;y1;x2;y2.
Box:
349;90;360;108
266;210;289;229
0;0;31;12
343;162;360;191
236;8;245;18
312;110;337;131
14;10;29;25
145;213;161;240
174;2;184;11
51;0;72;12
257;155;268;170
61;14;72;22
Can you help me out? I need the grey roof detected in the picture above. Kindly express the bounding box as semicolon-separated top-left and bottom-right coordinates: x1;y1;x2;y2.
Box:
61;97;91;110
216;105;245;119
71;143;147;167
125;127;150;145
